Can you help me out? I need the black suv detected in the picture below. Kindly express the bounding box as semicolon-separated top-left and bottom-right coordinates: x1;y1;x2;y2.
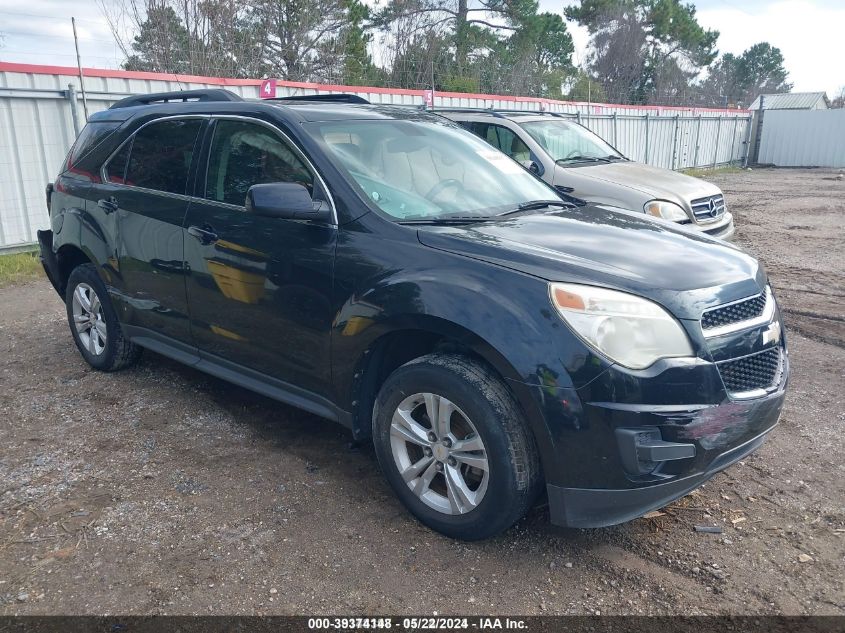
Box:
39;89;788;540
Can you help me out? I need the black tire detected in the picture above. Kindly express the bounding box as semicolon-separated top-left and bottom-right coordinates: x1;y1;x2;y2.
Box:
65;263;142;372
372;353;542;540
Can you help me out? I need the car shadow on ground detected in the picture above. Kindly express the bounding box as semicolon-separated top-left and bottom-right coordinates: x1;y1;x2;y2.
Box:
133;348;581;539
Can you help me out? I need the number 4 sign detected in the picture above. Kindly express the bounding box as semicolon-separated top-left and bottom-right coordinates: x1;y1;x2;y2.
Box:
260;79;277;99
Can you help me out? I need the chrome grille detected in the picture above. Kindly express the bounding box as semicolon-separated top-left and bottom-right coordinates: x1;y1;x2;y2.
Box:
690;194;726;222
702;293;767;330
717;346;782;396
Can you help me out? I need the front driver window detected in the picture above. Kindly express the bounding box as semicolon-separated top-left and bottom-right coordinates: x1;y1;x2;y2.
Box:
493;126;531;163
472;123;531;163
205;120;314;207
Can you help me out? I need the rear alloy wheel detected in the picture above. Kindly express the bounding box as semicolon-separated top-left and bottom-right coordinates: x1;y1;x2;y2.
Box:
65;264;142;372
373;353;541;540
71;283;108;357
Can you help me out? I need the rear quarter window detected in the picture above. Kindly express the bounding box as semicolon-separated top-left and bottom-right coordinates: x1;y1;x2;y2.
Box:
61;121;122;175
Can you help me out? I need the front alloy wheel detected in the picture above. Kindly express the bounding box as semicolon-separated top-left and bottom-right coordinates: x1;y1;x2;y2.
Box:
373;353;542;540
390;393;489;515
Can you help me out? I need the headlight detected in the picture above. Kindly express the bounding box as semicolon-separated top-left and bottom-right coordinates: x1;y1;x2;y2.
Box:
644;200;688;222
549;283;694;370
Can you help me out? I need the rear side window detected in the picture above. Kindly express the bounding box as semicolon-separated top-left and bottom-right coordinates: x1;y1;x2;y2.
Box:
468;122;500;148
125;119;203;194
62;121;121;173
104;139;132;184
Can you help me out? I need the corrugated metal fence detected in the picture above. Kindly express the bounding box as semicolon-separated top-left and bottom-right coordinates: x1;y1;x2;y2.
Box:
0;62;752;250
758;109;845;167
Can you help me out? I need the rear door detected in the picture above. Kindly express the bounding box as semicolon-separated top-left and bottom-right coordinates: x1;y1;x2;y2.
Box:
95;116;205;344
182;117;337;398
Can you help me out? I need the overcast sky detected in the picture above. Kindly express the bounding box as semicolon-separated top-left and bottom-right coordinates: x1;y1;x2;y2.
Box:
0;0;842;98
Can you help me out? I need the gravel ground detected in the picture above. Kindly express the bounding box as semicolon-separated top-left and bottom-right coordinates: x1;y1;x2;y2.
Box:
0;168;843;616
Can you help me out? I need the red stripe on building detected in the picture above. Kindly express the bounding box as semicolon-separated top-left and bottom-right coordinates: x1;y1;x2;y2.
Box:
0;61;749;114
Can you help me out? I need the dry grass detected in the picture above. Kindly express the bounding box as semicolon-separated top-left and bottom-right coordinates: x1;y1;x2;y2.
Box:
0;250;44;289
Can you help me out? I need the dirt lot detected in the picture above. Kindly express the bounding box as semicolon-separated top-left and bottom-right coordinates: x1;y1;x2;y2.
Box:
1;168;843;616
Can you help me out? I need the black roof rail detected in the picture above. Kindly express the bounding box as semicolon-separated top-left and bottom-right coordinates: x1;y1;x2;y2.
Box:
433;106;574;118
493;109;573;118
109;89;244;110
430;107;508;118
271;93;370;104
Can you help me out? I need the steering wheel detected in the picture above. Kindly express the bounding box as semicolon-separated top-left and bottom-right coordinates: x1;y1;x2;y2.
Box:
424;178;464;202
562;149;582;160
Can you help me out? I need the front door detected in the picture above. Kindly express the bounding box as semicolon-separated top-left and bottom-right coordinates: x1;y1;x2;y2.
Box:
183;117;337;398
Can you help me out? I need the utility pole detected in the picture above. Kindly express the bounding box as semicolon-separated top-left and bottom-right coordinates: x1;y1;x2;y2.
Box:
71;17;89;121
751;95;765;165
430;60;435;104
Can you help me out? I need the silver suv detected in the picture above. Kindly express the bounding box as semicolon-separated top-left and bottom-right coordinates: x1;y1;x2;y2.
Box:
439;109;735;240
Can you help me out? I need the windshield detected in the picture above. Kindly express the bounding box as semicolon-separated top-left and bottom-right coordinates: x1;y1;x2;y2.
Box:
520;119;623;163
307;119;559;220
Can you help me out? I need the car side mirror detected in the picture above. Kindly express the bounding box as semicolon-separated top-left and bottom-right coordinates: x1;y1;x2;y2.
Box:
245;182;330;221
520;159;543;176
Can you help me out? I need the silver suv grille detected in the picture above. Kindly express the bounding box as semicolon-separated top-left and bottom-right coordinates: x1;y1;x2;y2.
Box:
690;194;726;223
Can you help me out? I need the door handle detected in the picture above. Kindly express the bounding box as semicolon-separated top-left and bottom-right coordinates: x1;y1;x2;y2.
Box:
187;224;219;245
98;196;119;214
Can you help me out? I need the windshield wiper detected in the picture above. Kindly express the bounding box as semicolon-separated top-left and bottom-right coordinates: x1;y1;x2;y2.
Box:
555;155;610;165
496;200;572;216
602;154;625;161
398;215;495;225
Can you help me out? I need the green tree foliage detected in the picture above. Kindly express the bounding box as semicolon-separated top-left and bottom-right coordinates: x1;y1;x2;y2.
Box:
373;0;516;75
118;1;263;77
122;5;192;73
564;70;608;103
372;0;575;93
340;0;381;85
701;42;791;107
736;42;791;102
493;11;574;97
108;0;791;106
565;0;718;104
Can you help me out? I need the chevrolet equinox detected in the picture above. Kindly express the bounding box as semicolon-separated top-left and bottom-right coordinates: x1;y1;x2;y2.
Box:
39;89;788;540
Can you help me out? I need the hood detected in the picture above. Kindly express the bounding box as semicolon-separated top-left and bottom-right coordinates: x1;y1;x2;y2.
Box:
556;161;722;206
416;206;764;319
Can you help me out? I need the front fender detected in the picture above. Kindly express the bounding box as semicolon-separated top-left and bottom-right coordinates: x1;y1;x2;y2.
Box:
331;225;610;483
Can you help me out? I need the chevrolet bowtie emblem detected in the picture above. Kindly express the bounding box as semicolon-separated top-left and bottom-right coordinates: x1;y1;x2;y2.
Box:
762;320;781;346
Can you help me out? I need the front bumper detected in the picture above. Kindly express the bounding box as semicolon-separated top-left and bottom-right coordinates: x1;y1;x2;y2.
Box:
548;424;773;528
539;344;788;528
696;212;735;241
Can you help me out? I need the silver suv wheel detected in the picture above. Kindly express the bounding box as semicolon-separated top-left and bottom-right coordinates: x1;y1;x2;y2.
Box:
390;392;489;515
71;282;107;356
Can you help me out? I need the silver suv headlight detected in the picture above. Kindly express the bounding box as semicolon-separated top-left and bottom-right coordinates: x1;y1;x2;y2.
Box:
550;283;694;370
644;200;688;222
